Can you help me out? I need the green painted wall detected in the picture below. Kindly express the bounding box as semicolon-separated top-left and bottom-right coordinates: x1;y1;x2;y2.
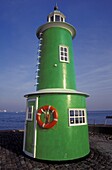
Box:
37;27;76;90
35;94;90;160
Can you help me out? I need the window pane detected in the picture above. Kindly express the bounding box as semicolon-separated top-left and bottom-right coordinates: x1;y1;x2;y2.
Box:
70;110;74;116
55;15;60;21
65;57;67;61
70;118;74;124
61;17;63;22
28;113;31;119
75;110;78;116
27;106;33;121
83;117;85;123
61;57;63;60
79;117;83;123
61;47;63;51
82;110;84;116
79;110;82;116
61;52;63;55
28;107;32;113
64;48;67;52
75;118;79;124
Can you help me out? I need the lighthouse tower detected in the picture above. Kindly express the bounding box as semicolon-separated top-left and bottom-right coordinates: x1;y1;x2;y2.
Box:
23;5;90;161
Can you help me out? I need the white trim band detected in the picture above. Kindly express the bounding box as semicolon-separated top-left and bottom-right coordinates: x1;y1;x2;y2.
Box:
36;22;76;39
24;88;89;97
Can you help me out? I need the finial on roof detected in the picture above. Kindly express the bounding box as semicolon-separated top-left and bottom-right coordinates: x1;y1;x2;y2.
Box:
54;3;58;11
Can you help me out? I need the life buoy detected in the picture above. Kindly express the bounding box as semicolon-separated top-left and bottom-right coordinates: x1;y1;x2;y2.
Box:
36;105;58;129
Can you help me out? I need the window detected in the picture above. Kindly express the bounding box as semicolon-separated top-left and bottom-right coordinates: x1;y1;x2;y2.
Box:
59;45;69;63
55;15;60;21
69;109;87;126
61;17;63;22
48;13;65;22
27;106;33;121
51;16;54;22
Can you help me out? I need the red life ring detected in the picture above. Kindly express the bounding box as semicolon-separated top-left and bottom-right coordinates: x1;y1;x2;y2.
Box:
36;105;58;129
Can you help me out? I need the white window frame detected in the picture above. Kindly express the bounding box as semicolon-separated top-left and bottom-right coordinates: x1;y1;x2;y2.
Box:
68;108;87;126
59;45;69;63
26;105;33;121
48;14;65;22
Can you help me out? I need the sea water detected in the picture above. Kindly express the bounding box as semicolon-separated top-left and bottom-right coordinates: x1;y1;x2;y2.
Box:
0;111;112;130
87;110;112;125
0;112;25;130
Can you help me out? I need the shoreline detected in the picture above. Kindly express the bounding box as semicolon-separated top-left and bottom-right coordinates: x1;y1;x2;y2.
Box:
88;124;112;135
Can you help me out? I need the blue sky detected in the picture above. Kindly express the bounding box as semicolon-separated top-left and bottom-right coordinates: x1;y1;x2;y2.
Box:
0;0;112;111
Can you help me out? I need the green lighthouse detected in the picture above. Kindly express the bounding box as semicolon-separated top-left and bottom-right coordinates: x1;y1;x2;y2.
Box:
23;5;90;161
